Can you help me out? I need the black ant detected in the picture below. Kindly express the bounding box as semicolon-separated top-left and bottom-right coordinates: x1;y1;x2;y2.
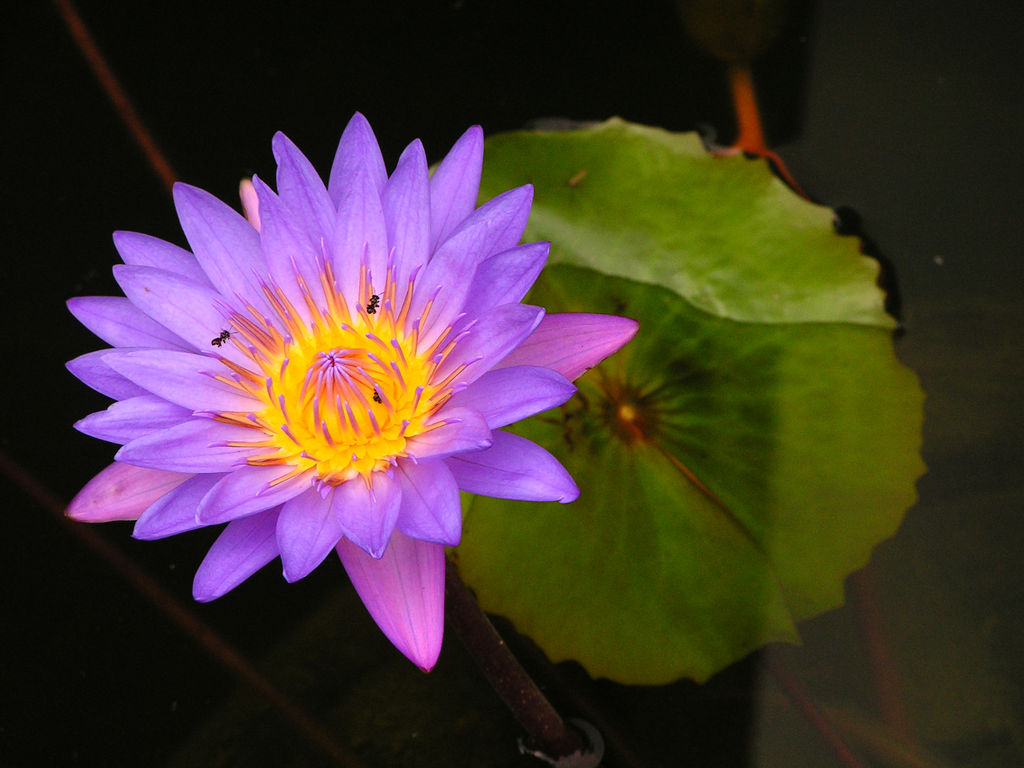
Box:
366;294;380;314
372;390;382;404
210;330;231;347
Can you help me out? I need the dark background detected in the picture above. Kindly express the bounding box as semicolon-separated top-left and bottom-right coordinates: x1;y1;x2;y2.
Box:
3;1;1021;766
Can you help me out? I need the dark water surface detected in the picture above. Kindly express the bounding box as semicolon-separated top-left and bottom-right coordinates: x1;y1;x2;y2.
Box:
4;1;1021;766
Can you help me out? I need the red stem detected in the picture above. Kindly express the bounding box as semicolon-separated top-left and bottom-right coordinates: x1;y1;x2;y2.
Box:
52;0;179;193
444;561;584;759
727;63;807;197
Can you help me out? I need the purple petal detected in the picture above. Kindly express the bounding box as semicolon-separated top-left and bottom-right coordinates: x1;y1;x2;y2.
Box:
67;462;191;522
329;112;387;205
172;183;270;313
436;303;545;386
272;132;335;240
331;167;389;301
404;407;492;460
446;430;579;502
102;349;262;413
332;471;402;558
395;460;462;546
381;139;430;286
254;176;326;322
113;265;246;364
113;231;210;286
276;488;344;582
415;185;535;331
494;312;639;381
66;349;149;400
337;529;445;671
192;509;280;601
115;419;265;473
441;184;533;261
197;464;314;525
412;217;495;341
67;296;189;350
75;395;191;444
429;125;483;249
467;242;549;311
133;473;221;540
445;366;575;428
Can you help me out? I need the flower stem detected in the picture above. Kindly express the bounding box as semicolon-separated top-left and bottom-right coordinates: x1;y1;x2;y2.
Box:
445;559;583;759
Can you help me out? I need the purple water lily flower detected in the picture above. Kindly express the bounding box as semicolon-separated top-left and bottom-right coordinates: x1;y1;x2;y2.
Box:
66;113;638;671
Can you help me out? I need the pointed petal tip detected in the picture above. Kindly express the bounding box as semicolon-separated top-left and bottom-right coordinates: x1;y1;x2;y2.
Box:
347;111;371;129
67;463;191;523
191;583;218;603
170;181;196;204
558;481;581;504
338;532;445;671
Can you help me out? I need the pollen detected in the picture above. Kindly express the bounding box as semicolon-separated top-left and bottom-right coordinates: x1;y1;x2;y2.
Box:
213;258;462;486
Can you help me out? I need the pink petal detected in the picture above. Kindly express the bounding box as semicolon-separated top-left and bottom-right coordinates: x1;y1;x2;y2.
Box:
239;179;261;230
67;462;191;522
193;509;281;601
337;529;446;671
446;430;579;503
276;489;344;582
494;312;639;381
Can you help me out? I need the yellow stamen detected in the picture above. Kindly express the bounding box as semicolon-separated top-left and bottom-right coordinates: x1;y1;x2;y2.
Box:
213;262;460;486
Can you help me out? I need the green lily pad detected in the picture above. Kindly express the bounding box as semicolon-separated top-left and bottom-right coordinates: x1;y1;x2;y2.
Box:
456;121;924;685
479;118;894;328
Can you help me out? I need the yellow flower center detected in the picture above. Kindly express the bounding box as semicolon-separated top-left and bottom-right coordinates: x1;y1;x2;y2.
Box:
213;260;464;487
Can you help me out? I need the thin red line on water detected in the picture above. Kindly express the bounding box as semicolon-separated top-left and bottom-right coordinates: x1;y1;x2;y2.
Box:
766;654;868;768
52;0;179;194
47;5;367;762
0;450;365;768
851;567;910;736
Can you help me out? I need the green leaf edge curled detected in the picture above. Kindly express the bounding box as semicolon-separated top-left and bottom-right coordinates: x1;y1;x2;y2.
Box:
478;117;896;328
